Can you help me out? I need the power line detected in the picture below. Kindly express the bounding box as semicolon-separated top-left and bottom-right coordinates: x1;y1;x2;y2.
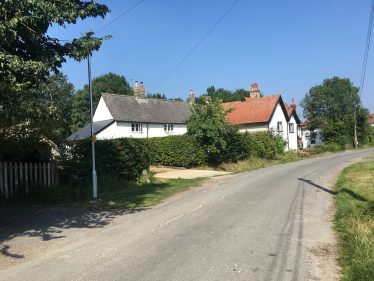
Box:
359;0;374;98
95;0;146;34
153;0;241;91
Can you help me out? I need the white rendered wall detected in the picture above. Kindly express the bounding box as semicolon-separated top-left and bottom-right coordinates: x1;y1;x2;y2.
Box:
238;123;268;133
96;122;187;139
269;103;289;149
93;97;113;122
287;115;298;150
301;128;324;148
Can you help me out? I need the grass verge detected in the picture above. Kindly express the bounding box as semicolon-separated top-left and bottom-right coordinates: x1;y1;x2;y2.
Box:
26;177;206;209
334;160;374;281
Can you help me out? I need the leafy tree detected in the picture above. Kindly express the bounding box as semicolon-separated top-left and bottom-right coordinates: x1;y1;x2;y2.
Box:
187;97;238;164
301;77;369;146
0;0;110;126
196;86;262;104
71;72;132;132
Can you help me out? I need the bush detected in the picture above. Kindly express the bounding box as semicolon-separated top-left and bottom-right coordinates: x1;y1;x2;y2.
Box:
249;131;286;159
62;138;151;183
325;142;342;152
146;135;206;168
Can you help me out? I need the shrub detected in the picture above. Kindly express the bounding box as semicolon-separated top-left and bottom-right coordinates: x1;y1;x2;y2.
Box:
325;142;342;152
249;131;286;159
146;135;207;168
62;138;151;183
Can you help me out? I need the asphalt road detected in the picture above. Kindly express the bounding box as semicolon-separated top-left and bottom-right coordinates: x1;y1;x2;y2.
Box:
2;149;372;281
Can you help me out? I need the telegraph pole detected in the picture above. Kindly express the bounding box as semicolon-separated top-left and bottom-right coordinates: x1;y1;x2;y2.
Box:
86;30;98;199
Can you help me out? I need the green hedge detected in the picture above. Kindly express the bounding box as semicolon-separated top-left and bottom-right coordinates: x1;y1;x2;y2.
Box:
146;135;206;168
62;138;151;182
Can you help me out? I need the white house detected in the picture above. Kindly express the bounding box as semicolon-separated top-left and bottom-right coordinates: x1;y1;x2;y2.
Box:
222;83;301;150
67;91;192;141
300;124;325;148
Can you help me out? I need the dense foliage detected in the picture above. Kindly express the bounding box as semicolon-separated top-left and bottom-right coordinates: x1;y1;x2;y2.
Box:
62;138;151;183
187;97;236;165
0;0;110;127
146;135;207;168
302;77;370;147
0;125;53;162
196;86;262;104
71;73;132;132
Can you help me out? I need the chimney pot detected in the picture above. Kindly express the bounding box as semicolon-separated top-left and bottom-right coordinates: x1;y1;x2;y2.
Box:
188;90;195;105
249;82;261;98
290;98;296;109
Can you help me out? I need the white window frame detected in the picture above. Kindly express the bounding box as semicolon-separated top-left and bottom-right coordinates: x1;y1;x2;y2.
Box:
289;123;294;133
164;124;174;133
131;123;143;133
277;122;283;132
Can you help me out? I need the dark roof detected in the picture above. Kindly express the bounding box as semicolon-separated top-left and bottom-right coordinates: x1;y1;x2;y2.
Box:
66;119;114;141
101;94;191;124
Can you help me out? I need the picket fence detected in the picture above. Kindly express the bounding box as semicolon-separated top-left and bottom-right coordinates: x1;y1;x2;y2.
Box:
0;162;59;199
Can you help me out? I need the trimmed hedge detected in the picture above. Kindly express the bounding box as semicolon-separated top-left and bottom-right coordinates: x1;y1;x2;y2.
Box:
62;138;151;182
146;135;206;168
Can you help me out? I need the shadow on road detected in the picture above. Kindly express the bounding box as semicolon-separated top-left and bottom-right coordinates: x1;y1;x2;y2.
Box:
297;178;368;202
0;202;146;259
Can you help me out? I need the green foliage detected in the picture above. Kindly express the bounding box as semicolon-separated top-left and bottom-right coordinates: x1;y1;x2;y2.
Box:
70;73;132;132
187;98;236;164
62;138;151;183
334;161;374;281
196;86;262;104
248;131;286;159
302;77;370;146
146;135;206;168
0;0;110;126
0;125;52;162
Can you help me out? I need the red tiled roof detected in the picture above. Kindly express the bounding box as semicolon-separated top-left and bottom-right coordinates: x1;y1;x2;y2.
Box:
369;114;374;125
223;95;280;124
284;103;293;118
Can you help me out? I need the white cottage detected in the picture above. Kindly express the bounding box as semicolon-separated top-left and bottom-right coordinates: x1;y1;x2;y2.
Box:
222;84;301;150
67;93;192;141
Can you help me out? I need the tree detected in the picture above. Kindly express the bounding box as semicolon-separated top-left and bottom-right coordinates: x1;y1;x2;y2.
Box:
196;86;262;104
301;77;369;147
71;73;132;132
187;97;237;164
0;0;110;126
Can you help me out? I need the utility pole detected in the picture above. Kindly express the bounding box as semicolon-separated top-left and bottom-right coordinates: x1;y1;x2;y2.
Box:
86;30;98;199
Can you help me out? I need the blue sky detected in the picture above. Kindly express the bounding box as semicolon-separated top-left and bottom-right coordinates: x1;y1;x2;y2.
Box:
49;0;374;113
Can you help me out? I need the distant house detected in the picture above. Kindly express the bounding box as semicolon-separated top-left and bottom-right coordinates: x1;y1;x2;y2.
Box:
67;83;193;141
300;121;324;148
369;114;374;127
222;83;301;150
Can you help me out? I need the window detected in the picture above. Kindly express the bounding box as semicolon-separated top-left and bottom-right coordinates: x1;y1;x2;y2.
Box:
289;123;294;133
277;122;283;132
131;123;142;133
164;124;174;133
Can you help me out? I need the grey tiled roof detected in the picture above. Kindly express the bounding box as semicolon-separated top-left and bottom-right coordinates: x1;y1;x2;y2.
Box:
66;119;114;141
101;94;191;124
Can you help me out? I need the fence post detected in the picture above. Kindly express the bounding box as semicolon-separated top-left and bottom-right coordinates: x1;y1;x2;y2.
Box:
19;162;23;196
9;162;13;198
4;162;8;199
14;162;18;196
47;162;51;187
25;162;29;195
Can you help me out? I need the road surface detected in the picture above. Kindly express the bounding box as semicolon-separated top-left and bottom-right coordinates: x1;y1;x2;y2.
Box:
1;149;372;281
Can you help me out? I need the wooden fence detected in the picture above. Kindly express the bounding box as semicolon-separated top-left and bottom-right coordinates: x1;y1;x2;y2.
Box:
0;162;58;199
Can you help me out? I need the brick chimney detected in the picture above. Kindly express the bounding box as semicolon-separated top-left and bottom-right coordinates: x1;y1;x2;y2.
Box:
249;83;261;98
134;81;145;98
188;90;195;105
139;82;145;98
290;98;296;110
